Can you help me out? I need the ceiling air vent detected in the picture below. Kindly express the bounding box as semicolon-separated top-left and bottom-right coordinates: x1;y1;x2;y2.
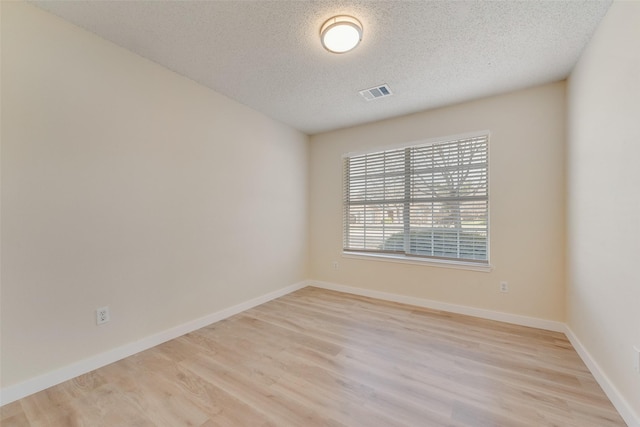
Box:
359;84;393;101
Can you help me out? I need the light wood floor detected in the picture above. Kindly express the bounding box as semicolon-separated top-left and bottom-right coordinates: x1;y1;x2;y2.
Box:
1;287;626;426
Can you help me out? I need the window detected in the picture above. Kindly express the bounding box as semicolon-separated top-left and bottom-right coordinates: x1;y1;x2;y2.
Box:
343;132;489;265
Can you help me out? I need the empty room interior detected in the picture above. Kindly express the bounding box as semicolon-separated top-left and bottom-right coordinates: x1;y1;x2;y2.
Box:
1;1;639;426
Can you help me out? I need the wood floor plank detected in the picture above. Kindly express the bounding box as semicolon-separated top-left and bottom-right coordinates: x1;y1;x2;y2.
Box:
2;287;626;426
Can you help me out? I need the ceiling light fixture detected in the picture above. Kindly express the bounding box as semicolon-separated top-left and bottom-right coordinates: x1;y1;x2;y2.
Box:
320;15;363;54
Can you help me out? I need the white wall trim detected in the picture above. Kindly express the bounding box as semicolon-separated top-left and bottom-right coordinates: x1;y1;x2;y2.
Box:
309;280;565;332
342;252;493;272
310;280;638;426
3;279;637;427
0;281;307;406
564;325;640;427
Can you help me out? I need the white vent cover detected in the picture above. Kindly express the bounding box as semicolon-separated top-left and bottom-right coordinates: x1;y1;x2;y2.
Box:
359;84;393;101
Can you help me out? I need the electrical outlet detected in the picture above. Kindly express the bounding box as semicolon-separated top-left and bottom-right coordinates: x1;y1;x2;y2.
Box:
634;345;640;374
332;261;339;270
96;306;110;325
500;281;509;293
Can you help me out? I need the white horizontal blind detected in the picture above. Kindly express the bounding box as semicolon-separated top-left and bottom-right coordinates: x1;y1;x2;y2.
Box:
343;134;489;263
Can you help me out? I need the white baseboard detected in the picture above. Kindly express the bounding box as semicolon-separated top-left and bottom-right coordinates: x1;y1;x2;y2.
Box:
0;281;307;406
308;280;565;332
309;280;638;427
564;325;640;427
4;279;637;427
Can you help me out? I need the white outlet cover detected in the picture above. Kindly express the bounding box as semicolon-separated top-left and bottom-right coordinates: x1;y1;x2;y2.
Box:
634;345;640;373
96;306;110;325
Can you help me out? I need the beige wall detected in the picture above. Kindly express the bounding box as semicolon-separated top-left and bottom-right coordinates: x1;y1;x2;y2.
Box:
1;2;308;387
567;0;640;420
310;82;566;321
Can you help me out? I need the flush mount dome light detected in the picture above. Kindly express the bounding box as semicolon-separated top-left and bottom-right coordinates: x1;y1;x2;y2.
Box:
320;15;363;53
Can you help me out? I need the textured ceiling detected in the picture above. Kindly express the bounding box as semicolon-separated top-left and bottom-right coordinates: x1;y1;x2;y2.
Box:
31;1;611;135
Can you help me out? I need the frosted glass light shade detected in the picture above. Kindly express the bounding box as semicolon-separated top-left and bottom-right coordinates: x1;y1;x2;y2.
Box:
320;16;363;53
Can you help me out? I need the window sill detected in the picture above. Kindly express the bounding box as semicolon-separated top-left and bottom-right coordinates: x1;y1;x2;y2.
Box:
342;252;493;272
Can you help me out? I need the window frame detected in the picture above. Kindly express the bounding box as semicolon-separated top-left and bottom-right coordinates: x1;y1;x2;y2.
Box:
342;131;492;271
